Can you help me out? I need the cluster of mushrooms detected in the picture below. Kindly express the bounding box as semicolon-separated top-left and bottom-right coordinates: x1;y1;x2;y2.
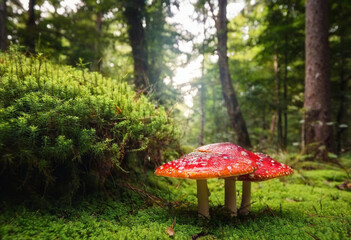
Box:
155;143;294;219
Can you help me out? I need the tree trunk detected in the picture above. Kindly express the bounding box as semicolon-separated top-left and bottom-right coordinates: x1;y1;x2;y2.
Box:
216;0;251;148
303;0;333;160
283;38;288;151
260;106;267;147
0;0;6;51
199;11;207;146
123;0;149;91
282;0;290;151
274;52;283;150
282;0;291;152
199;82;206;146
26;0;37;53
269;112;277;141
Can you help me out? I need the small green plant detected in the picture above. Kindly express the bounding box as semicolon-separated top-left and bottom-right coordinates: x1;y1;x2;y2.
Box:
0;51;180;200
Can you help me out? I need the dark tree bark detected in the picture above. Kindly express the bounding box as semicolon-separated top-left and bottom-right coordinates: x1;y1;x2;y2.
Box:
26;0;37;53
123;0;149;91
208;0;251;148
303;0;333;160
0;0;6;51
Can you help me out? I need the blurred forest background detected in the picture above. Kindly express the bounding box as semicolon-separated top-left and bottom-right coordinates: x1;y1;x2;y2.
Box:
0;0;351;198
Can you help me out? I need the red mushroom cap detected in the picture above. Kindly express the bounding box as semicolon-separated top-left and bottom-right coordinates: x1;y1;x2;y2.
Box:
155;152;255;180
238;153;294;181
195;142;260;170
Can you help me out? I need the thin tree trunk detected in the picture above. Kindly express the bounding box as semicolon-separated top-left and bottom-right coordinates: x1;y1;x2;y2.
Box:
199;87;206;146
199;11;207;146
0;0;6;51
123;0;149;91
26;0;36;53
199;83;206;146
283;35;288;150
269;112;277;144
260;106;267;147
274;53;283;150
281;0;291;152
214;0;251;148
304;0;333;160
96;11;103;72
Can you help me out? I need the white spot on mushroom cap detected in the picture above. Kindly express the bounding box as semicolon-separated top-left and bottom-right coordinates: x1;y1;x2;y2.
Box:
241;151;248;156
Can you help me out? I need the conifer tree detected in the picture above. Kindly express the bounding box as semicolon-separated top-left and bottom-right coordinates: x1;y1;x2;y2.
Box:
303;0;333;160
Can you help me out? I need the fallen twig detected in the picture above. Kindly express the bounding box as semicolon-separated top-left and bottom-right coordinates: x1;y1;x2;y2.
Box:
305;231;320;240
264;204;276;217
124;182;166;208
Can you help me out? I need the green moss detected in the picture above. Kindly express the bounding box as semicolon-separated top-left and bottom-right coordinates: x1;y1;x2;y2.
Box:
0;51;180;199
1;169;350;239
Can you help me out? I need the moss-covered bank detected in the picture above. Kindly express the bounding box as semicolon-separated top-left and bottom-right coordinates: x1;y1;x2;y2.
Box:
0;51;179;200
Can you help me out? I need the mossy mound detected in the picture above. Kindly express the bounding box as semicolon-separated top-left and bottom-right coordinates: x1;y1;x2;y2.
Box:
0;51;179;200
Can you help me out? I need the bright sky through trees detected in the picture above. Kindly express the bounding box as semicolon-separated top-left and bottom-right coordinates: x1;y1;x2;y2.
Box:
21;0;81;13
168;0;245;111
19;0;244;111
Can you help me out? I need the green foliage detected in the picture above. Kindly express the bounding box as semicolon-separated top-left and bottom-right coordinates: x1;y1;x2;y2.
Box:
1;167;350;239
0;51;180;199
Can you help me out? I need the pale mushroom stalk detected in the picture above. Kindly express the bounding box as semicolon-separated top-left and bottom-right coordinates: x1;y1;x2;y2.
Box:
155;151;255;219
224;177;237;216
195;143;260;217
196;179;210;218
237;152;294;216
239;181;251;215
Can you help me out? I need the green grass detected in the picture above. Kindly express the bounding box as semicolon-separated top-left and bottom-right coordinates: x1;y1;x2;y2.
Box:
1;169;351;240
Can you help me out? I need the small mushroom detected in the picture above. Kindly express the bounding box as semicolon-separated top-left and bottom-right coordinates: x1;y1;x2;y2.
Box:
155;151;254;219
238;152;294;215
195;143;259;216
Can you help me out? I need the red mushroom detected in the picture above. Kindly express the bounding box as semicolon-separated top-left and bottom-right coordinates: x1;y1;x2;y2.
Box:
155;151;255;219
237;152;294;215
195;143;260;216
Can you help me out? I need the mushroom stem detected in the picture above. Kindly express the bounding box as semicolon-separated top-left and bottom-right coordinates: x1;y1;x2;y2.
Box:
196;179;210;219
224;177;237;217
239;181;251;215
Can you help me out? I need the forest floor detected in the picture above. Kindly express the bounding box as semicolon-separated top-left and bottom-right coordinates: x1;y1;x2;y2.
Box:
1;163;351;239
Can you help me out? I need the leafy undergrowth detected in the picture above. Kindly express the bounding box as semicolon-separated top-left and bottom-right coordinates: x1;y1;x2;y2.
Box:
1;168;351;240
